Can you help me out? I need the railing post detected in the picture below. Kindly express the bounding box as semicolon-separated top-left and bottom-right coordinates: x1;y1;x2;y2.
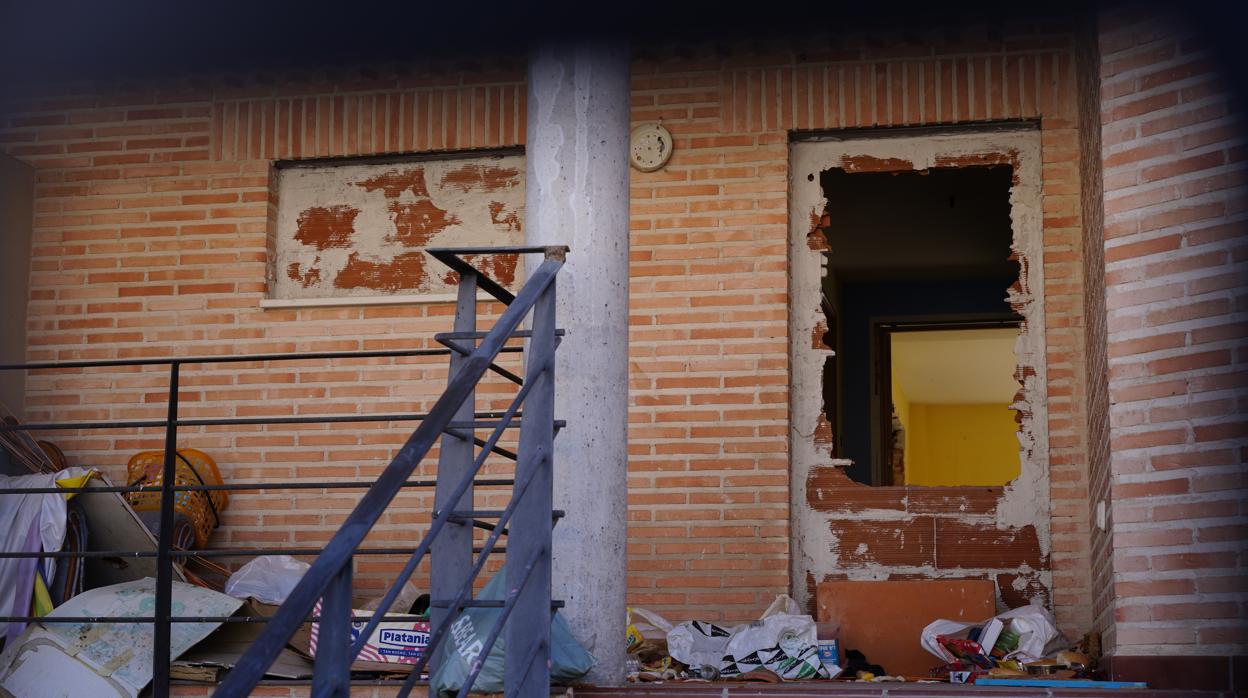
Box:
505;277;555;698
152;361;179;698
313;563;353;698
431;271;478;668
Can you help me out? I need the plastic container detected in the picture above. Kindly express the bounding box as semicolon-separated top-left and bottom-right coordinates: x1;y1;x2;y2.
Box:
815;621;842;677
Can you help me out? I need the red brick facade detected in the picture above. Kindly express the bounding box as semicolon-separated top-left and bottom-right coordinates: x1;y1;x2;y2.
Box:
1097;4;1248;657
0;5;1243;671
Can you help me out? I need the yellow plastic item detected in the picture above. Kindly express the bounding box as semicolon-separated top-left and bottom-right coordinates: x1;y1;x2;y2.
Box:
125;448;228;548
32;571;53;618
54;471;95;501
626;623;644;649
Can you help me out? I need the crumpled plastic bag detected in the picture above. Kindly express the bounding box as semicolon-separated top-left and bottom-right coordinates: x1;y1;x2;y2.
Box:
223;555;309;605
430;566;594;695
921;602;1064;664
628;606;673;640
721;613;830;680
667;620;740;668
666;595;829;680
760;594;801;618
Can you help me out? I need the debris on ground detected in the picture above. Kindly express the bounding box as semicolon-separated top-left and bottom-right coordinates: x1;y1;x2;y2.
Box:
0;578;241;697
623;595;1125;688
627;595;838;684
170;600;313;683
920;605;1121;686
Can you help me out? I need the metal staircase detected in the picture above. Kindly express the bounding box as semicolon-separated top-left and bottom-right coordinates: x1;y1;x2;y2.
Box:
0;245;568;698
217;245;568;698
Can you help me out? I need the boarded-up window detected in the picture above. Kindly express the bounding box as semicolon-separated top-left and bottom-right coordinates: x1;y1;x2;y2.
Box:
272;153;523;300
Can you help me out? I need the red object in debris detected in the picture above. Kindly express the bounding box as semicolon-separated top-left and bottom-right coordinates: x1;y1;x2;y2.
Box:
936;636;993;669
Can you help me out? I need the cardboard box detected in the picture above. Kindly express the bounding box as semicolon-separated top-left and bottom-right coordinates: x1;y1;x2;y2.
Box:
308;599;430;670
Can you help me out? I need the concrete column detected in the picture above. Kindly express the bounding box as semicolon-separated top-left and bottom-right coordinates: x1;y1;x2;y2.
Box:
525;40;630;685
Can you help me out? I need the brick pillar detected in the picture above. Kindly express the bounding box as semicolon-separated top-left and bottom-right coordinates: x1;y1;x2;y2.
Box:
525;39;631;685
1097;1;1248;684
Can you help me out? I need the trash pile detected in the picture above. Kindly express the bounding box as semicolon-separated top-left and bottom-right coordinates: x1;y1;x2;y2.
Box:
0;433;597;697
625;594;1122;688
0;439;257;696
920;604;1108;687
626;595;843;684
0;427;1130;693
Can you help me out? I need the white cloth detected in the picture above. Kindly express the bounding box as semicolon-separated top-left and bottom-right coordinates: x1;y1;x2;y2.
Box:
0;468;92;641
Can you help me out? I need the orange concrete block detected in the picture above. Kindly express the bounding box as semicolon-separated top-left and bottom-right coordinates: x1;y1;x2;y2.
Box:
816;579;996;677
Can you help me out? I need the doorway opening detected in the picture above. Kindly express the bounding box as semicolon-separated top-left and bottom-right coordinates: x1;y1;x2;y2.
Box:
883;322;1021;487
816;165;1022;486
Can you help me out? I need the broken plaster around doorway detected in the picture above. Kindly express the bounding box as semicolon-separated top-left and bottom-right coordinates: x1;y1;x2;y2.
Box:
787;129;1051;614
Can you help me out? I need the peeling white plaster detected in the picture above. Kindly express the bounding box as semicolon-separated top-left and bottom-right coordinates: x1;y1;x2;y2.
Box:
788;129;1051;611
997;136;1051;539
272;154;524;300
1013;563;1037;592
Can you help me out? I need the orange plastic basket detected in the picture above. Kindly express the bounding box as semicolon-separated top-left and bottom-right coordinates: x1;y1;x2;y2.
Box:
125;448;228;549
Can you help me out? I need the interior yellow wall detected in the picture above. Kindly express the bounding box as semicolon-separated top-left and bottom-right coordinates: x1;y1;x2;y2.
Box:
905;403;1020;486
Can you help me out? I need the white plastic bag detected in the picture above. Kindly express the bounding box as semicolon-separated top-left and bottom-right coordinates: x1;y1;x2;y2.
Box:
1001;603;1064;659
224;555;310;605
725;614;816;657
721;613;829;680
666;597;830;679
629;606;674;638
920;602;1063;663
760;594;801;619
667;620;741;667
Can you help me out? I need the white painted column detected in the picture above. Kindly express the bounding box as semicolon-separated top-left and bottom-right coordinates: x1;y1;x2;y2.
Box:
525;40;630;685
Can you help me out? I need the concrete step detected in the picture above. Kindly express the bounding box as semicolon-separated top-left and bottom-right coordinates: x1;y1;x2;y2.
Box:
571;682;1237;698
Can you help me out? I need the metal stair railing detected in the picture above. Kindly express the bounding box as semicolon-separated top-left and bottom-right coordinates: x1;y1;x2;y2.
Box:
218;245;567;698
0;245;566;698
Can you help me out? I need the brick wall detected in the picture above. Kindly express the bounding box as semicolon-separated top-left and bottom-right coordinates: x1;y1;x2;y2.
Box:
1098;4;1248;656
1;19;1097;629
791;129;1062;625
1076;11;1116;651
735;24;1093;632
0;63;527;600
628;21;1097;624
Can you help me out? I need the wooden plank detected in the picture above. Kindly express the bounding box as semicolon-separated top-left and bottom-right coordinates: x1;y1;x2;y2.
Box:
816;579;996;677
79;476;186;587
